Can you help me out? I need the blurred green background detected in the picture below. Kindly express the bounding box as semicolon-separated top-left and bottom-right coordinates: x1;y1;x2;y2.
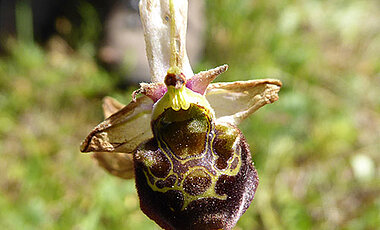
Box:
0;0;379;229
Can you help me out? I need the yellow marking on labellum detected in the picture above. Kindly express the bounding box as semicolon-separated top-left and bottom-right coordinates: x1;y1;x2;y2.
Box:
140;123;244;211
217;136;242;176
142;165;227;211
180;167;227;210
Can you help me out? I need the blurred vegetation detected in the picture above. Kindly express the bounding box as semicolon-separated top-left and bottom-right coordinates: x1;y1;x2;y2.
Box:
0;0;379;229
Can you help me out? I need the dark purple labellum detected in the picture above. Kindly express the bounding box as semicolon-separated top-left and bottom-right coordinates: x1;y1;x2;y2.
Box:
134;104;259;230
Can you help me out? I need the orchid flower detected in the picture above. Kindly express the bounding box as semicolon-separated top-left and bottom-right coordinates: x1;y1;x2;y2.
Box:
80;0;281;229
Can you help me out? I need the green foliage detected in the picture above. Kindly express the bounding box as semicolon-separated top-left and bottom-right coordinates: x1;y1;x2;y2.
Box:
0;0;379;229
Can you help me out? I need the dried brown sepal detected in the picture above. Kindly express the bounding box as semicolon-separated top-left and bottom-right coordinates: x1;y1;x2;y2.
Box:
91;97;135;179
92;152;134;179
102;96;125;118
206;79;282;125
80;96;153;153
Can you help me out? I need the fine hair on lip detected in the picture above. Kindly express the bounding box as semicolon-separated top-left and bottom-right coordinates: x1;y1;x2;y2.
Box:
164;73;186;89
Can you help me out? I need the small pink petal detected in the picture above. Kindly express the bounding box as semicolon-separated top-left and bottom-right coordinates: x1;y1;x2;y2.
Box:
133;82;167;103
186;65;228;95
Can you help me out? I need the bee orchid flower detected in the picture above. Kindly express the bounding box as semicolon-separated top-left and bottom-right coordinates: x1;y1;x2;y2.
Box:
80;0;281;229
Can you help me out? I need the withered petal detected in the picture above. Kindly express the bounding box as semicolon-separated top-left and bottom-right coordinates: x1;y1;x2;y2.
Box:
206;79;282;125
